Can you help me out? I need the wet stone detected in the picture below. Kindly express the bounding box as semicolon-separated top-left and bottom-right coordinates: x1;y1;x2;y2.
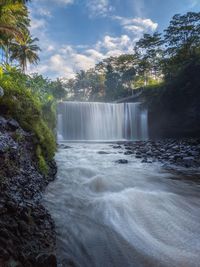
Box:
0;116;57;266
113;145;122;149
7;119;20;131
98;151;110;154
36;253;57;267
124;150;133;155
115;159;128;164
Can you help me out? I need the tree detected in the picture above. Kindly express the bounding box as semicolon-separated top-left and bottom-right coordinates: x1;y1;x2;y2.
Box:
96;55;137;98
135;32;164;85
10;32;40;72
163;12;200;80
0;0;30;41
104;64;121;100
164;12;200;57
50;79;67;100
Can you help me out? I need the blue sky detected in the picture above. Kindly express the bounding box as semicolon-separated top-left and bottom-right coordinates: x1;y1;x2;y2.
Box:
28;0;200;79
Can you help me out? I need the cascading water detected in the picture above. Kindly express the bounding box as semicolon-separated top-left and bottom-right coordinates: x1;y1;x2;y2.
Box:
49;101;200;267
44;143;200;267
57;102;148;141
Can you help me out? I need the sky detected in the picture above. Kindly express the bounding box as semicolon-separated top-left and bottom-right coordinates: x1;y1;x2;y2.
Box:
28;0;200;79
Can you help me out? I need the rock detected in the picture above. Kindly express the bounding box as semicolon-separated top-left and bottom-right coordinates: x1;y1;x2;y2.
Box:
63;145;72;149
183;156;195;161
0;116;57;266
124;150;133;155
135;155;142;159
0;248;9;261
0;142;8;154
0;116;7;128
113;145;121;149
115;159;128;164
36;253;57;267
6;201;17;213
182;156;195;167
8;119;20;131
146;150;153;156
97;151;110;154
188;151;199;157
141;159;148;163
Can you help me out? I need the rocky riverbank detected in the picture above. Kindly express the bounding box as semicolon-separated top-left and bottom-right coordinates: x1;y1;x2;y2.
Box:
113;138;200;169
0;117;57;267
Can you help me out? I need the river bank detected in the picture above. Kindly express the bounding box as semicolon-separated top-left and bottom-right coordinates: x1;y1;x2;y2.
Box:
114;138;200;169
0;117;57;267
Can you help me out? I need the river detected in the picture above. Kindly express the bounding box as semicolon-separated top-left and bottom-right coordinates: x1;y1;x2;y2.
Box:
44;143;200;267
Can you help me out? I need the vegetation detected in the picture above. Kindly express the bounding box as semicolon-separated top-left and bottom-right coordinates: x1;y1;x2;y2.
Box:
65;11;200;102
0;0;67;174
0;0;39;69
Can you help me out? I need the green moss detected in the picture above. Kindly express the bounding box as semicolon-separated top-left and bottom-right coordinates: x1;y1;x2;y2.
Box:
12;130;25;142
0;67;57;175
36;146;49;175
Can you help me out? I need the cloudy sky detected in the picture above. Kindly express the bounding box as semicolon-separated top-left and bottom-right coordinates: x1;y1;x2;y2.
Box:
28;0;200;79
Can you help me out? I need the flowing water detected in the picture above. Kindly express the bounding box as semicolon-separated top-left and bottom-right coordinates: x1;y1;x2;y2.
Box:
44;143;200;267
57;102;148;141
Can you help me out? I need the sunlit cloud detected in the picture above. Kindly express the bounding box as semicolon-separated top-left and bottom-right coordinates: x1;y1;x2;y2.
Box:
113;16;158;34
87;0;114;17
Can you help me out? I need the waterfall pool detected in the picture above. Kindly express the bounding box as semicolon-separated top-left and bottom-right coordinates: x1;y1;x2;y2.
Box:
44;143;200;267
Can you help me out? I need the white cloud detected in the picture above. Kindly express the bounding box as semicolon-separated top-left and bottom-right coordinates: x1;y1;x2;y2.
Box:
113;16;158;34
85;49;104;61
57;0;74;4
28;32;143;79
30;17;47;31
49;54;74;76
28;45;98;79
87;0;113;17
28;1;158;79
36;0;74;5
38;7;52;17
96;35;132;52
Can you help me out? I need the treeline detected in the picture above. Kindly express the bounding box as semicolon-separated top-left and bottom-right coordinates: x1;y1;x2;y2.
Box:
66;12;200;102
0;0;67;174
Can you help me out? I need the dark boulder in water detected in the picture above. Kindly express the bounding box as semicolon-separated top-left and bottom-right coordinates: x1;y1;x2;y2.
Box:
115;159;128;164
98;151;110;154
113;145;122;149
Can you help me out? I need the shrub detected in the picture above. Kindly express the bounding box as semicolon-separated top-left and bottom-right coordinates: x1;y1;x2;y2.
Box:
0;66;56;174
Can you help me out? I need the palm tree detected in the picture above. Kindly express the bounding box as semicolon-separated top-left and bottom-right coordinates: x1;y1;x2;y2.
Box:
10;32;41;72
0;0;30;42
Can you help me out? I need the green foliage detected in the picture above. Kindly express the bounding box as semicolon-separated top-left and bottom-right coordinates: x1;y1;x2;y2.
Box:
9;32;41;72
164;12;200;56
0;65;56;174
0;0;40;72
36;145;49;176
12;129;25;142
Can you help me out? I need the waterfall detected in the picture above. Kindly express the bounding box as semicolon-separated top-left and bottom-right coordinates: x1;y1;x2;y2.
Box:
57;102;148;141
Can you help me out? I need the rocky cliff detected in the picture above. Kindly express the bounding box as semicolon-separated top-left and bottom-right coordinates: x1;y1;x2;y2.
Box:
0;117;57;267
